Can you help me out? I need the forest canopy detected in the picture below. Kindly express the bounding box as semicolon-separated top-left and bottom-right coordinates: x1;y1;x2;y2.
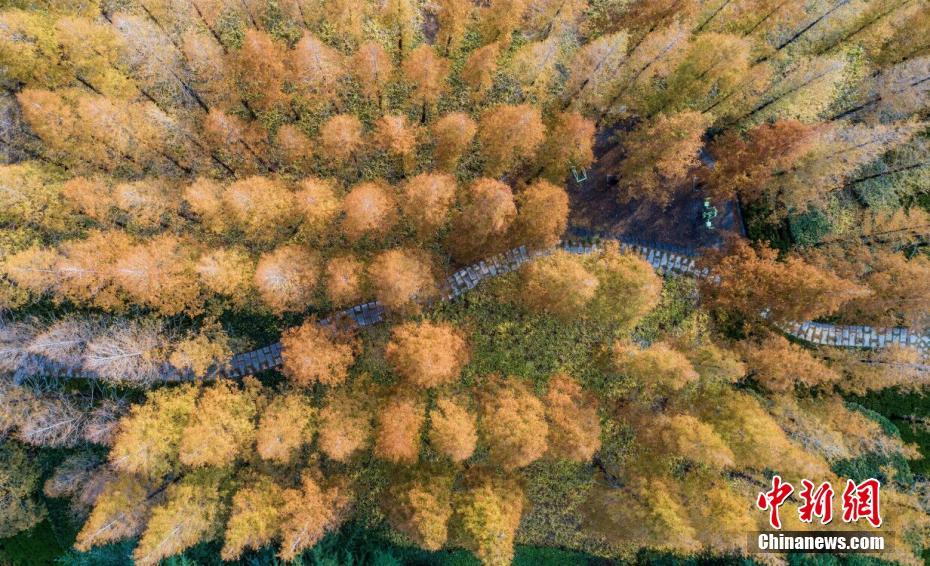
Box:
1;0;929;565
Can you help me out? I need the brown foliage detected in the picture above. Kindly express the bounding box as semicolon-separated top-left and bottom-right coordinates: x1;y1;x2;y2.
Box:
61;177;112;221
702;239;869;325
367;248;437;312
281;321;357;387
432;112;477;171
385;321;469;388
372;115;419;169
353;41;393;104
428;396;478;462
278;474;353;561
195;248;255;306
255;394;315;462
401;173;457;237
617;111;708;207
274;124;314;170
402;45;450;107
374;394;426;464
450;178;516;263
543;373;601;462
112;235;202;316
319;114;364;165
254;245;320;314
342;181;398;242
537;112;596;181
318;390;372;462
295;177;341;235
706;120;820;202
461;43;500;102
740;335;841;392
386;476;453;550
222;176;297;244
510;180;569;249
518;251;598;319
325;254;366;306
479;377;548;470
478;103;546;177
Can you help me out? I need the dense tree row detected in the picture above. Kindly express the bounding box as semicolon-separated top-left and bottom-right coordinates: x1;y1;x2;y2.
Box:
1;0;930;564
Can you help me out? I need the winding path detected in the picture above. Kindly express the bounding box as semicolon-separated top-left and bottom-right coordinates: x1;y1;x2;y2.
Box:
216;236;929;379
26;235;928;382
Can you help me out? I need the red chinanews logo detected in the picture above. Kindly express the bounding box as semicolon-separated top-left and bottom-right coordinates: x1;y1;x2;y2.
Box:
757;475;882;529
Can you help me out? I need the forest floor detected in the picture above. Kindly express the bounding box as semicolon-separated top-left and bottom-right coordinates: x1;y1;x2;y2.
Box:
567;128;745;251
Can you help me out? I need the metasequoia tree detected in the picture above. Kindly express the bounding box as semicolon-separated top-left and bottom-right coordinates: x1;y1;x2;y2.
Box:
221;476;285;561
352;41;393;106
840;250;930;330
543;373;601;462
222;176;297;244
183;177;228;233
478;0;528;45
564;31;629;113
450;178;516;263
319;114;364;165
342;181;398;242
318;390;372;462
536;112;595;182
75;474;154;551
367;248;437;312
289;34;344;107
274;124;314;171
60;176;112;223
81;320;168;385
428;396;478;462
586;241;663;330
374;394;426;464
108;384;199;478
168;326;232;378
234;29;288;111
133;469;229;566
386;476;453;550
402;45;450;117
510;180;569;249
739;335;840;393
647;32;751;115
253;245;320;314
478;104;546;177
277;473;352;561
195;248;255;306
510;38;561;101
178;381;260;467
461;42;501;102
295;177;341;235
616;111;708;207
255;394;315;462
111;235;202;316
381;0;419;56
479;377;548;470
612;341;699;399
432;112;477;171
453;478;525;566
705;120;821;202
702;239;869;325
385;321;469;388
401;173;457;237
203;109;270;175
372;115;418;169
644;414;735;470
280;321;357;387
518;251;599;319
325;254;366;306
434;0;472;53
